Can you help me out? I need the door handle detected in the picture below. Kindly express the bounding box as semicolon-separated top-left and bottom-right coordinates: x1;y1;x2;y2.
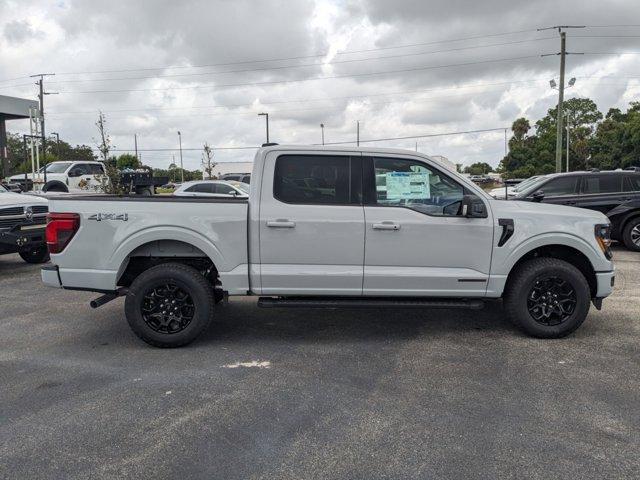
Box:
372;221;401;231
267;219;296;228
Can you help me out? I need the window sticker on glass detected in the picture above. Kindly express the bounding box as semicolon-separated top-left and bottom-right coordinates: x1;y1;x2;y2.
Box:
385;171;430;201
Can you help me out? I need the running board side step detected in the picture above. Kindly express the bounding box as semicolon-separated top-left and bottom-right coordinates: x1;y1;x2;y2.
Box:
257;297;484;310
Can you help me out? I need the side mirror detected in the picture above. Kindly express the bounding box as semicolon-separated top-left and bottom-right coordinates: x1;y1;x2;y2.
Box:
531;190;545;202
461;194;488;218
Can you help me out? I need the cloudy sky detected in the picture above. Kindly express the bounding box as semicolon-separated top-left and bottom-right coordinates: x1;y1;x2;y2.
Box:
1;0;639;170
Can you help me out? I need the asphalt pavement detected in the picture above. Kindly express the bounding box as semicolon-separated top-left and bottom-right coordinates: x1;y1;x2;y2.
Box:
1;247;638;479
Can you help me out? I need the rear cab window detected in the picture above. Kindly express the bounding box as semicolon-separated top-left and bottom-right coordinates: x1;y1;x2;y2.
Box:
273;155;360;204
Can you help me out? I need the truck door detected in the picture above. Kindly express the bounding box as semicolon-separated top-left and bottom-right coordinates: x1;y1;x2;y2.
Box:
259;151;364;295
362;155;494;296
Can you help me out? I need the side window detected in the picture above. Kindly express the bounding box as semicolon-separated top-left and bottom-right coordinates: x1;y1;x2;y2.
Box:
371;157;465;216
242;175;251;184
624;175;640;192
539;177;578;197
215;183;235;195
274;155;352;204
582;175;622;194
184;185;198;192
195;183;216;193
88;164;104;175
74;164;91;175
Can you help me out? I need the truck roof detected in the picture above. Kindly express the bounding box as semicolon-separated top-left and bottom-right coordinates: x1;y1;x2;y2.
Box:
256;144;440;159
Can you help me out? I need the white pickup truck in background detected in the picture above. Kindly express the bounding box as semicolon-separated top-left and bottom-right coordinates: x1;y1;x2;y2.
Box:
41;145;615;347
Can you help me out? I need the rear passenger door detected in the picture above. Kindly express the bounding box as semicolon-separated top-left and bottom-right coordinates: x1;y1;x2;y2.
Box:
576;174;625;214
259;152;365;295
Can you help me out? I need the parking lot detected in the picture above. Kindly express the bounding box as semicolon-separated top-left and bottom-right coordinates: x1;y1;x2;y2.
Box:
0;247;638;479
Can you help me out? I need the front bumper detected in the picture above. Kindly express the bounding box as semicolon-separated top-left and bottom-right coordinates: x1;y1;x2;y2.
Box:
41;265;62;288
0;226;46;253
595;270;615;298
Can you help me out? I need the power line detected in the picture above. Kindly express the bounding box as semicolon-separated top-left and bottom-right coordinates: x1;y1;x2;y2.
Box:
102;127;509;152
52;54;545;94
42;37;555;85
46;27;540;77
48;78;545;115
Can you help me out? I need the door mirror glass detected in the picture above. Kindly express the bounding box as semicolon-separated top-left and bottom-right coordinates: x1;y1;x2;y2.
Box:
461;194;488;218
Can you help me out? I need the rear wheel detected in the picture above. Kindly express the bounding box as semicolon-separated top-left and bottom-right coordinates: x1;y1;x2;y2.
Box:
124;263;214;347
19;245;50;264
504;258;590;338
622;217;640;252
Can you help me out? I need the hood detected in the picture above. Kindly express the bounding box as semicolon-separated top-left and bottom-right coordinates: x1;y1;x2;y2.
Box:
491;199;609;222
0;191;49;207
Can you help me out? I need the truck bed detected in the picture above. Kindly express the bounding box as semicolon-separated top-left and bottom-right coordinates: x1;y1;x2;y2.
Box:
46;195;250;293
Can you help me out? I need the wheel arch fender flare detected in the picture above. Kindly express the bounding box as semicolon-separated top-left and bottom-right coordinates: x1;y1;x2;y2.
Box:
500;233;602;276
110;226;225;279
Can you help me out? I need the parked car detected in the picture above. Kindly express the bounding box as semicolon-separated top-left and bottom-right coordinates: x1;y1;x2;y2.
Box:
219;172;251;184
489;175;543;199
41;145;614;347
0;183;50;263
173;180;249;198
512;169;640;251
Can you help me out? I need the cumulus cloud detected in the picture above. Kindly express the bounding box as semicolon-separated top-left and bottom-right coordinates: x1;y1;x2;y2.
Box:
0;0;638;169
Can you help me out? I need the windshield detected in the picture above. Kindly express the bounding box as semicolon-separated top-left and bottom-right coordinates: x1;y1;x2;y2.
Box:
0;184;7;193
515;175;551;197
45;162;73;173
513;175;544;192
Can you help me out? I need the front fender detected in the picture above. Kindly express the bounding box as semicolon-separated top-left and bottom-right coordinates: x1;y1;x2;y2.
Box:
494;232;608;276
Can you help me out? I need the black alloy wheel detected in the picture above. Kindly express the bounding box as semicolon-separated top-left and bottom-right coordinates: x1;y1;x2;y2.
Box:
526;276;577;326
141;282;195;334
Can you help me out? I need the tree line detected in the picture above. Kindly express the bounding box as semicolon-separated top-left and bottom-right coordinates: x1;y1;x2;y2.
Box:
500;99;640;179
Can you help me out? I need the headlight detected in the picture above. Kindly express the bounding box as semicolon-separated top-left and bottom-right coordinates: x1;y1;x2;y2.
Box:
595;224;612;260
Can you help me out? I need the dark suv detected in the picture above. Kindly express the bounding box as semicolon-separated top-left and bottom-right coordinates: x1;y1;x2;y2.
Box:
512;168;640;251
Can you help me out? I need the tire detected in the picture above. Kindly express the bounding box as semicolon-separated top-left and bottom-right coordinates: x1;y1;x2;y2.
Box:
124;263;214;347
19;245;50;264
621;217;640;252
42;182;68;193
137;187;153;196
504;257;591;338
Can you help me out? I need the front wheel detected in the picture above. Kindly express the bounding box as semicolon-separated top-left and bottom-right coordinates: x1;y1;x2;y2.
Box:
19;245;50;264
622;217;640;252
504;258;590;338
124;263;214;347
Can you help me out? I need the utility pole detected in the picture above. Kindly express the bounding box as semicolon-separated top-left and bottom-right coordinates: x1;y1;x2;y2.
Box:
538;26;584;173
320;123;325;145
357;120;360;146
31;73;56;184
566;124;570;172
177;131;184;183
134;134;138;161
258;113;269;144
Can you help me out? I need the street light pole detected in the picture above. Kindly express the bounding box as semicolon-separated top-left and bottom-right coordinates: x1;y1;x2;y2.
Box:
258;113;269;144
177;131;184;183
51;132;60;159
320;123;325;145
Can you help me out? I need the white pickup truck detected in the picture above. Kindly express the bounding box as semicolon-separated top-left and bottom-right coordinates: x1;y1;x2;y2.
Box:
41;146;615;347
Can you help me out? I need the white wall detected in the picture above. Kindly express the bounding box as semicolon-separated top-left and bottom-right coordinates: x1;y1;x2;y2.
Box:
208;161;254;179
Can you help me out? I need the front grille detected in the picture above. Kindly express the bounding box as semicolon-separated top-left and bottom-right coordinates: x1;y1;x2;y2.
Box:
32;205;48;214
0;207;24;216
0;216;47;230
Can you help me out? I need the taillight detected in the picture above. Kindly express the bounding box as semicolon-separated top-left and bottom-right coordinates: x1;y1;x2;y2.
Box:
46;213;80;254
